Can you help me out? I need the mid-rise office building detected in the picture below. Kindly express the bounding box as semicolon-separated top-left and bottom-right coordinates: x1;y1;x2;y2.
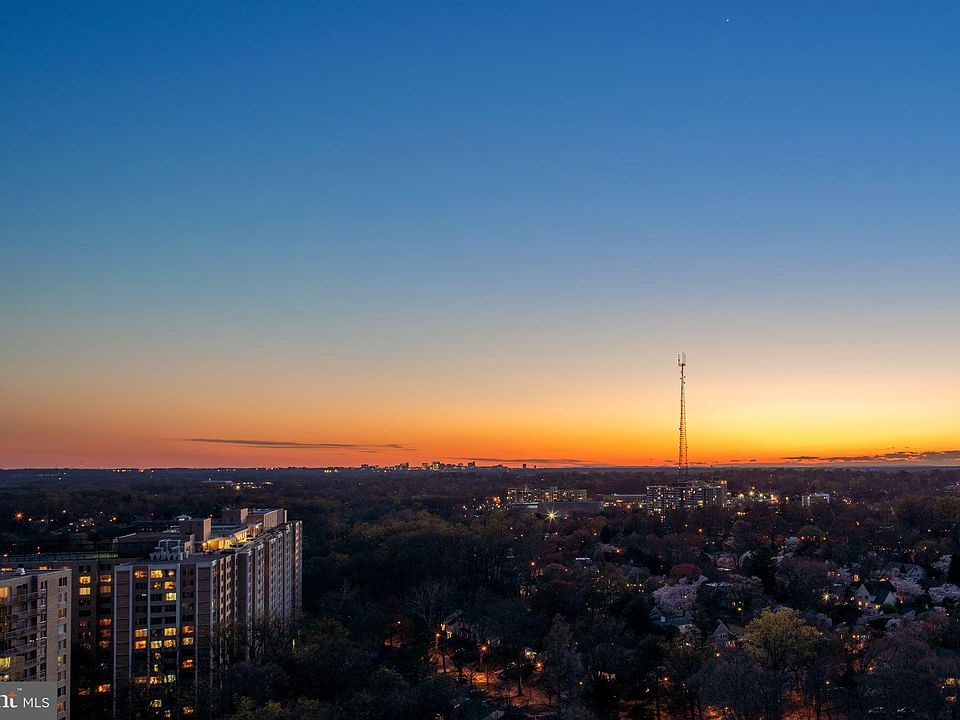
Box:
0;568;71;719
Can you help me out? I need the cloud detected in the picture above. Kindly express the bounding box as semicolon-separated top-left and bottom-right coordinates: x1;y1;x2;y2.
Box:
780;449;960;464
185;438;414;452
449;456;601;466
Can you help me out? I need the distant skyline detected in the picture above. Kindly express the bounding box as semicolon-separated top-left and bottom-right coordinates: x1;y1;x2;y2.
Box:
2;3;959;469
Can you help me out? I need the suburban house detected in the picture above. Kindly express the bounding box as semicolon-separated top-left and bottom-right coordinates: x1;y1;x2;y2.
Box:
883;562;926;582
855;580;898;615
713;621;745;650
441;610;475;641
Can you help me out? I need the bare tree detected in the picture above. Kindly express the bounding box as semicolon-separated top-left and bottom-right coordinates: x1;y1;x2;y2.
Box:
405;579;449;634
543;615;584;710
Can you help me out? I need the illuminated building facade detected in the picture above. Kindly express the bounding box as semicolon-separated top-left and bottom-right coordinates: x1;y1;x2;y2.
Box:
0;568;71;719
5;555;126;712
505;486;588;504
645;481;727;515
110;508;301;716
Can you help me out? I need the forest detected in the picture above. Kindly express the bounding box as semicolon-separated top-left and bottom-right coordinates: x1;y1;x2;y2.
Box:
3;466;960;719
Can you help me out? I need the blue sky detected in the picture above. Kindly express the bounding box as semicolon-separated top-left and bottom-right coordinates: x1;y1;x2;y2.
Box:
2;2;959;467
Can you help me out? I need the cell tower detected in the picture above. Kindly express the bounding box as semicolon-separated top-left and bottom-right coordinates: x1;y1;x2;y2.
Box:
678;353;688;481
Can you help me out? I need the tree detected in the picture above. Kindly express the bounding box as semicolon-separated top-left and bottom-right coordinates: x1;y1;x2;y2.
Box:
798;634;843;720
742;608;820;720
697;652;765;720
669;563;703;583
542;615;584;710
888;573;922;601
949;554;960;584
856;626;953;720
661;631;707;720
652;577;705;616
487;597;538;697
405;579;449;637
741;545;777;595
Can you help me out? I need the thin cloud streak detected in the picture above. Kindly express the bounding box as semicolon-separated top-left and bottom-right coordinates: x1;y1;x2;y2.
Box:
781;449;960;464
186;438;414;452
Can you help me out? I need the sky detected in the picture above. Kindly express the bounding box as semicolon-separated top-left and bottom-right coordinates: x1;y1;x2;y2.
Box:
2;2;959;469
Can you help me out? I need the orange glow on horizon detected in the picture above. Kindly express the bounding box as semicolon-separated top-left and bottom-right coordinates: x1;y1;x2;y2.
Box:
2;347;957;469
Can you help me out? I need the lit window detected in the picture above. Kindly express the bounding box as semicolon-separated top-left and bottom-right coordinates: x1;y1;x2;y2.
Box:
163;639;176;648
99;574;112;583
79;587;91;596
96;684;111;693
182;637;194;646
181;659;194;669
164;592;177;601
150;570;163;579
134;641;147;650
134;570;147;580
79;575;91;585
163;627;177;636
135;628;148;638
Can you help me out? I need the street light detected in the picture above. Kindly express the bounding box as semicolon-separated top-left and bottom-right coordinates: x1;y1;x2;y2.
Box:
479;645;489;690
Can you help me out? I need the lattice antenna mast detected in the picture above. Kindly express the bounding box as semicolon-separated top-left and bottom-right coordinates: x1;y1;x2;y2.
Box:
678;353;688;481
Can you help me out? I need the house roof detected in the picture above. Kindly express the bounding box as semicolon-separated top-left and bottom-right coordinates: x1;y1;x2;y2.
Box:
443;610;464;625
715;621;744;637
652;614;695;629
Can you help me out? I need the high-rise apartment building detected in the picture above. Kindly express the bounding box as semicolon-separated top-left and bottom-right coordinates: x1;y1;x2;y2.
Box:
0;568;71;719
111;508;301;716
3;554;133;716
6;507;301;718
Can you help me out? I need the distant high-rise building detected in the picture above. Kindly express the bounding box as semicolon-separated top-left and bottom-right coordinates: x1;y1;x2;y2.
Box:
0;568;72;719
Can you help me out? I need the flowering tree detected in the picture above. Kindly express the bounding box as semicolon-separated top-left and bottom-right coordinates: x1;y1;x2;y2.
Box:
888;574;922;600
930;583;960;604
653;576;705;616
